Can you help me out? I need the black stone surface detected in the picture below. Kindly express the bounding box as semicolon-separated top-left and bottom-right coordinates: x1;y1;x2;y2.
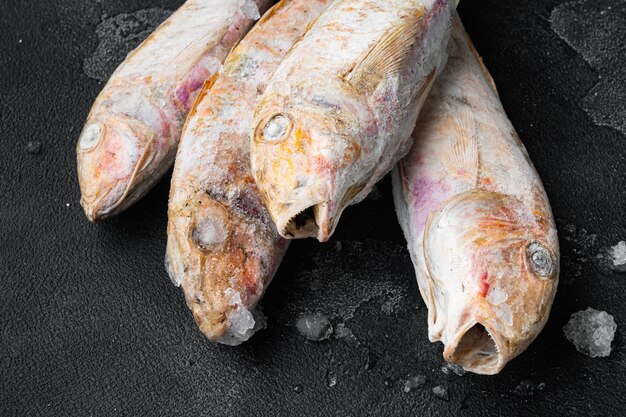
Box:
1;1;625;416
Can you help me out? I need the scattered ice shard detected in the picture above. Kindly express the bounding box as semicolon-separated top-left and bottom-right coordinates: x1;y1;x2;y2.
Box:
563;308;617;357
403;375;427;392
296;313;333;341
609;241;626;272
326;370;337;387
334;323;358;345
441;363;466;376
432;385;449;401
513;380;546;398
25;141;42;155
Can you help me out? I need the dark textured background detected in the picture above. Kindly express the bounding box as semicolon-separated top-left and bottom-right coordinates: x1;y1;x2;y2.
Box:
1;0;625;416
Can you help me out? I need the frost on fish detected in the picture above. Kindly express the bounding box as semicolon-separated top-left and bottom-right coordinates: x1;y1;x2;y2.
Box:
77;0;270;221
392;16;559;375
238;0;261;20
251;0;457;242
563;308;617;357
167;0;336;343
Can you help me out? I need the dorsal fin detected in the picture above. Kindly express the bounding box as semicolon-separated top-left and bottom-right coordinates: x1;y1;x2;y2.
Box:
443;103;479;185
342;8;427;96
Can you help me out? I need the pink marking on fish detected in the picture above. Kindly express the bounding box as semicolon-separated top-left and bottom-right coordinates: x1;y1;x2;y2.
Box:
176;65;211;110
411;177;448;232
222;14;248;44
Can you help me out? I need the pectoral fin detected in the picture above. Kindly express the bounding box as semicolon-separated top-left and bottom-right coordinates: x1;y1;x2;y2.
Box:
343;8;428;96
443;103;479;185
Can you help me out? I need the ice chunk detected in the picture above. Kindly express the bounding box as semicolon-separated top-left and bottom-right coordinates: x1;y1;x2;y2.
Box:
609;241;626;272
563;308;617;357
402;375;427;392
296;313;333;341
217;307;267;346
488;287;508;305
217;289;267;346
239;0;260;20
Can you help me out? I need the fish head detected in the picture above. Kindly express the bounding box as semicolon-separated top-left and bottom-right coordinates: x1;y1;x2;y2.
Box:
250;83;370;242
423;189;559;374
167;188;286;344
77;91;174;221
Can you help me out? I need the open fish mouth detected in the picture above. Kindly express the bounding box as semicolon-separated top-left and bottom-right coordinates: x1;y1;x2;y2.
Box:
276;201;334;242
444;321;507;375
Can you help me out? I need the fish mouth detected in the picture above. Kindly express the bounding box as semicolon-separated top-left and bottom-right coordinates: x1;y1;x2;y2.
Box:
80;173;147;222
81;190;127;222
277;201;334;242
444;321;507;375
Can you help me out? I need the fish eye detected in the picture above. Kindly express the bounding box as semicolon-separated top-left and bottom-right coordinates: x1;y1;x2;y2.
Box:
260;114;291;143
526;242;555;278
78;123;103;151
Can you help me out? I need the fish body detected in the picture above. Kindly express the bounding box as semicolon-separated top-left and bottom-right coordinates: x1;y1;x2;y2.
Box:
77;0;270;221
392;17;559;374
167;0;336;345
251;0;457;242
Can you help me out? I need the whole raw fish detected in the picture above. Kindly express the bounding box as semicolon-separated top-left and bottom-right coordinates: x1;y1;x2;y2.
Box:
167;0;336;345
392;17;559;374
77;0;270;221
250;0;457;242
